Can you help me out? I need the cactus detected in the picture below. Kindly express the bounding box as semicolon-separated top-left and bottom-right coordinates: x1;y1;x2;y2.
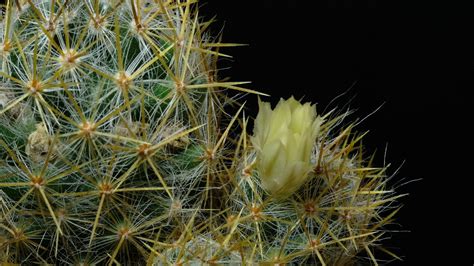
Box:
1;0;404;265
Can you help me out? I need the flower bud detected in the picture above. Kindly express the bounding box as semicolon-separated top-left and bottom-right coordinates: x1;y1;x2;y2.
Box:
251;96;323;198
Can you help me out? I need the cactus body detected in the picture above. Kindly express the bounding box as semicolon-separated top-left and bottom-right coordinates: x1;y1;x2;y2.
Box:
1;1;402;264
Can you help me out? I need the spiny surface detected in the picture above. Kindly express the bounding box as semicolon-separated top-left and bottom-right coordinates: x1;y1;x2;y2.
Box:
1;1;402;265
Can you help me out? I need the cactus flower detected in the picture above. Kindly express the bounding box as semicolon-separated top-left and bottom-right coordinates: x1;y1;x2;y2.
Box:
251;96;323;198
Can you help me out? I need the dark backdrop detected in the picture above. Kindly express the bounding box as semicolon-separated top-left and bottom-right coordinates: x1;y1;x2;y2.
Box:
200;0;473;265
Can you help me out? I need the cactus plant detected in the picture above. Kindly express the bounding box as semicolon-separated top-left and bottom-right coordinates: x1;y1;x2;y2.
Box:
1;0;404;265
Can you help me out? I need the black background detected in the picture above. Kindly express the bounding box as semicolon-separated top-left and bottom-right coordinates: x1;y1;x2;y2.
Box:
200;0;473;265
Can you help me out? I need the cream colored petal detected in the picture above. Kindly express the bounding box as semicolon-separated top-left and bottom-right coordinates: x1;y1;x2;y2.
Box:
287;161;312;189
263;142;288;189
260;140;283;173
270;101;291;135
286;96;300;111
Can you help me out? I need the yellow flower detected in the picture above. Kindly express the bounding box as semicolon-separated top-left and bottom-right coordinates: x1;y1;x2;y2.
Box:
251;96;323;198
